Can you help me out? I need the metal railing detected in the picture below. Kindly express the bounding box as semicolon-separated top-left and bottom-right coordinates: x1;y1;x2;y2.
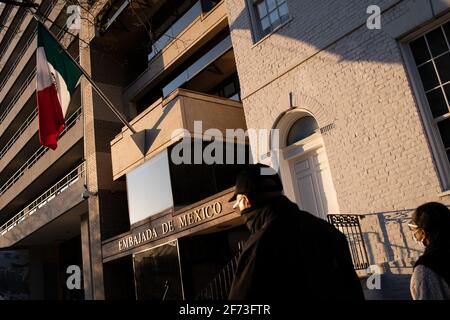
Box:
147;0;202;61
0;8;27;61
0;5;13;32
327;214;370;270
39;0;58;18
0;67;35;125
195;243;244;300
0;0;55;62
0;162;85;236
0;22;76;145
0;9;77;125
194;213;371;300
0;49;78;127
0;107;83;196
0;29;36;91
0;107;38;160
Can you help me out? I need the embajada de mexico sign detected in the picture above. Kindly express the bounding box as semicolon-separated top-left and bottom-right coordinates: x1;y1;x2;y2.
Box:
102;188;240;261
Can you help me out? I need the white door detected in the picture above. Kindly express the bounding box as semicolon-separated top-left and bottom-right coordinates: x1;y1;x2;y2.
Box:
291;146;339;219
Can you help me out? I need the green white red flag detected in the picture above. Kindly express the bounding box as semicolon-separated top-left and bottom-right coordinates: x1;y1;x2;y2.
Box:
36;23;81;150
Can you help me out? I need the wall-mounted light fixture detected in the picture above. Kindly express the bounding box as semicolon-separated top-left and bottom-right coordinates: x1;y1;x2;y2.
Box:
289;92;297;109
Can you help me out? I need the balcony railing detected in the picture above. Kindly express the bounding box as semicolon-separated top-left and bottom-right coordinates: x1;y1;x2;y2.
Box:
0;106;82;196
0;48;78;128
0;5;13;30
0;8;27;61
0;107;37;160
0;0;56;62
0;67;35;126
147;0;202;61
0;1;57;91
0;7;76;122
0;162;85;236
0;29;36;91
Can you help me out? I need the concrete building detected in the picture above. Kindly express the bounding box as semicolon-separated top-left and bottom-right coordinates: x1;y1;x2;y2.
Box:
91;0;251;300
0;0;131;299
1;0;250;300
1;0;450;300
0;0;87;299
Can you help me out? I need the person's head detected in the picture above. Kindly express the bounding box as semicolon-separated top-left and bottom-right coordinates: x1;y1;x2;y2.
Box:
229;163;284;213
408;202;450;248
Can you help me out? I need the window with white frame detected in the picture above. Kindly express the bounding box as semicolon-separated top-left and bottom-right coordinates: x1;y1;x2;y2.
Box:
249;0;289;40
409;22;450;175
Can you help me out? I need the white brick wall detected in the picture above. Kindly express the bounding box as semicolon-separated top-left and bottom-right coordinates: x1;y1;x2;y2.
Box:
225;0;447;213
225;0;450;299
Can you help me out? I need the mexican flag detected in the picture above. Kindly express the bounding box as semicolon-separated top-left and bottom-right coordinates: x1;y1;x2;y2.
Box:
36;23;82;150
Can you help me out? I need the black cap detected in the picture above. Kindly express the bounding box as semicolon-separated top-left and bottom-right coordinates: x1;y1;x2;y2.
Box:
229;163;283;202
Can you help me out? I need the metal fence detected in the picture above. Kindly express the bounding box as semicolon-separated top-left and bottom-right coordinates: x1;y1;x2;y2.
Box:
0;29;36;91
0;24;78;125
0;107;82;196
0;7;27;61
195;242;244;300
327;214;370;270
0;67;35;125
0;162;85;236
195;213;372;300
0;107;37;160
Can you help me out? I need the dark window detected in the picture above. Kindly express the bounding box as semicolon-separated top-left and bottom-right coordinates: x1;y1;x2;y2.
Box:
133;242;183;300
168;141;250;207
210;73;241;101
418;62;439;91
410;37;431;65
427;88;448;118
409;23;450;167
286;116;319;146
426;27;447;57
201;0;220;12
435;53;450;83
250;0;289;40
438;118;450;155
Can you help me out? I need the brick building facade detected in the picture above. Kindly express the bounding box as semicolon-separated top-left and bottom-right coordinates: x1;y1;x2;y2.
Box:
2;0;450;300
225;0;450;299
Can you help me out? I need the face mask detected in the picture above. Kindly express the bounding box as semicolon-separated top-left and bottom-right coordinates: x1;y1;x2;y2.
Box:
413;229;426;248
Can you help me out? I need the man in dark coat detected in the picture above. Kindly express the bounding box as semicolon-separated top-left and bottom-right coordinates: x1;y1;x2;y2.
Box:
228;164;365;300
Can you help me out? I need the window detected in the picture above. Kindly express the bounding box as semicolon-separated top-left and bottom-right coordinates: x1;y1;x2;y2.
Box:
250;0;289;40
286;116;319;146
126;150;174;225
409;22;450;172
201;0;220;12
133;241;183;300
210;73;241;101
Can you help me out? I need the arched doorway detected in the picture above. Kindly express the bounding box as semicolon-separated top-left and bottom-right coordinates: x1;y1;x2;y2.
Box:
275;111;339;219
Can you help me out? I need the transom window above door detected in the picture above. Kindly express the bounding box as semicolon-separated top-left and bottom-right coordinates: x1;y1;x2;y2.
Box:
286;116;319;146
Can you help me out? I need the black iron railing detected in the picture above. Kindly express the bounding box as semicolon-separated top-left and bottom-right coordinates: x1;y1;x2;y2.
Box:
195;243;244;300
327;214;370;270
195;214;371;300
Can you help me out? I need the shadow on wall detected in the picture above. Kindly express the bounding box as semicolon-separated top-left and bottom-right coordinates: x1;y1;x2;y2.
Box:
229;0;450;64
360;210;424;266
358;209;424;300
228;0;408;65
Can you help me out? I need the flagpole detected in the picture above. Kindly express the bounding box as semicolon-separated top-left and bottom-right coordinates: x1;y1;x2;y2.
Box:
30;11;137;134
